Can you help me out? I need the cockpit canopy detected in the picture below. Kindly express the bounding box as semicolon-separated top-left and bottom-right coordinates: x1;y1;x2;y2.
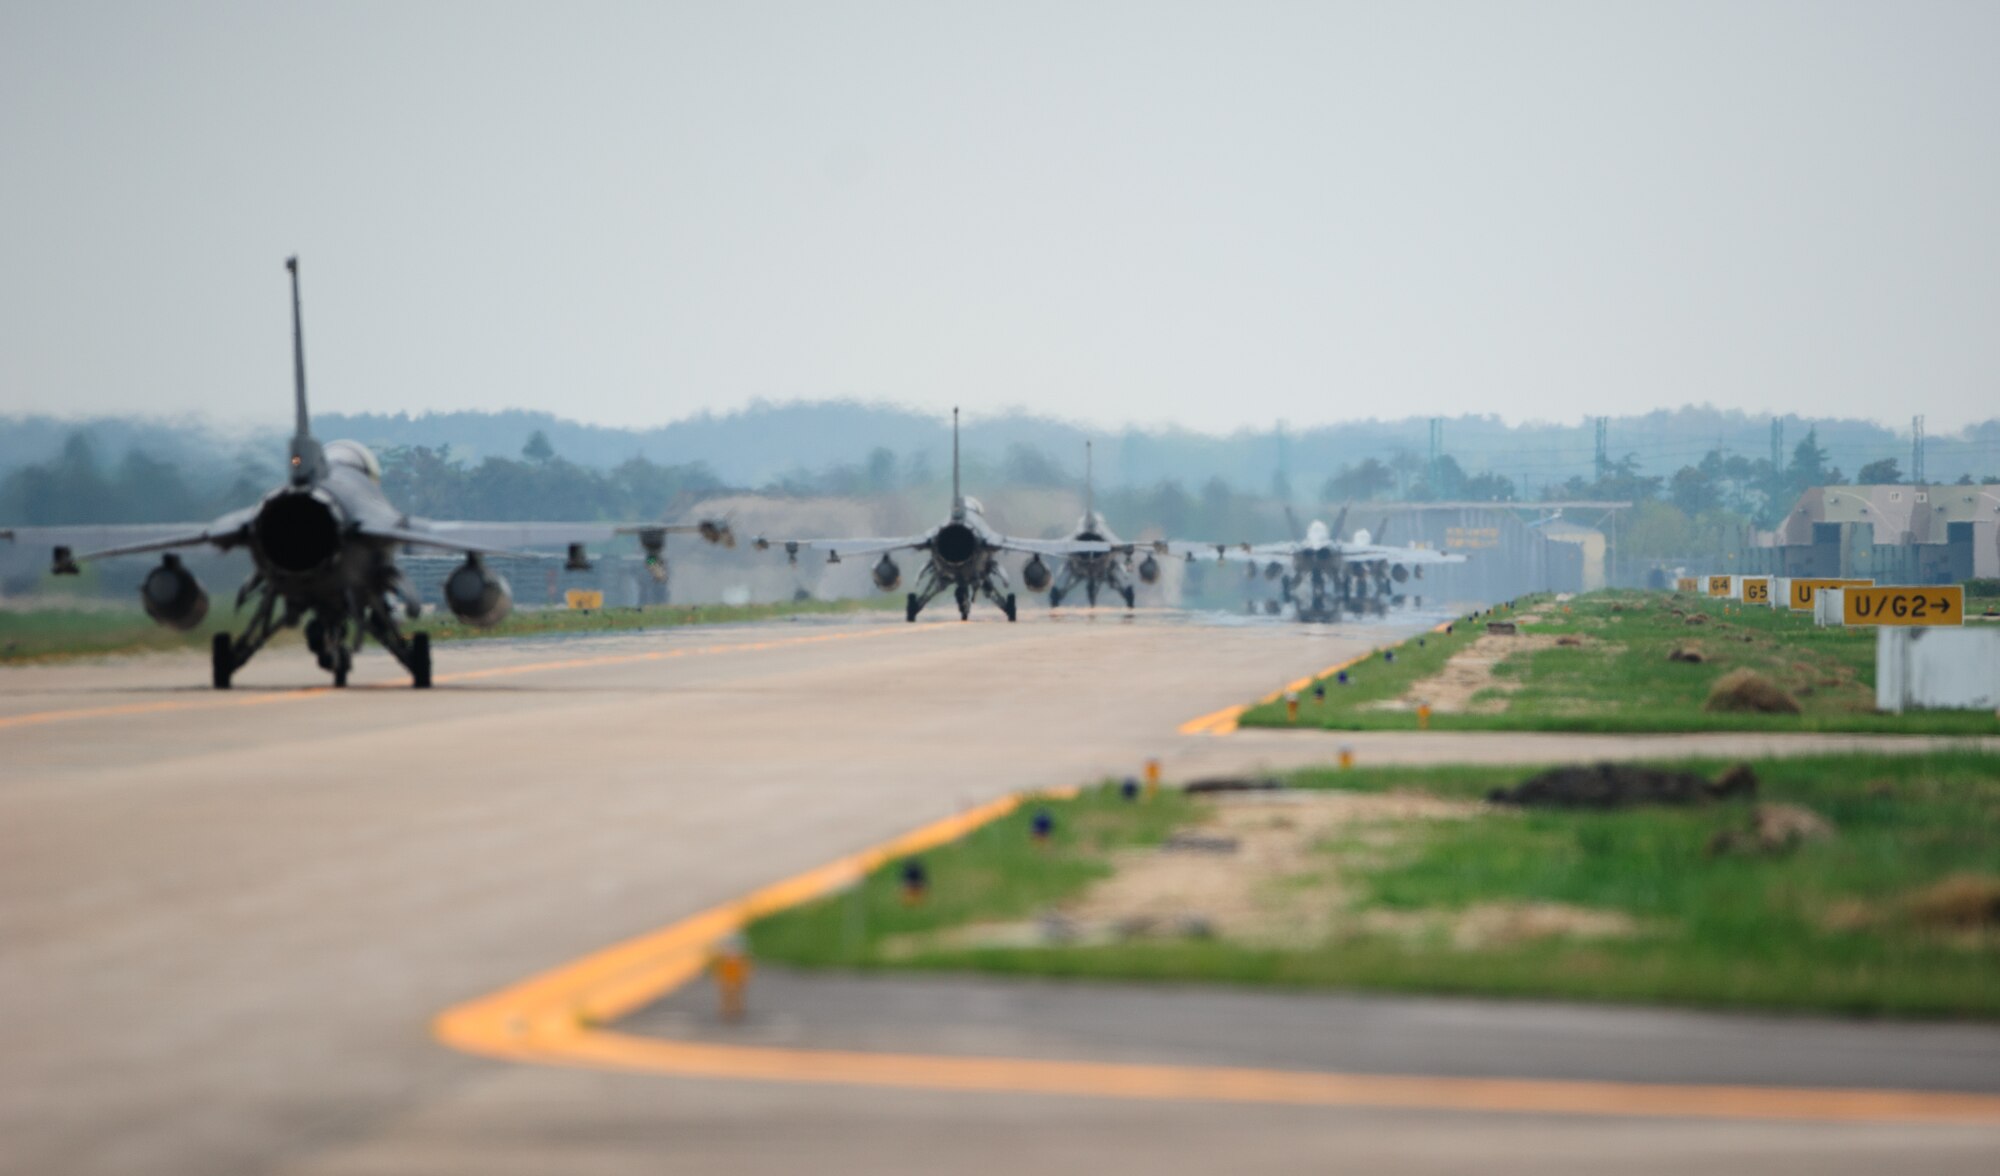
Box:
324;439;383;484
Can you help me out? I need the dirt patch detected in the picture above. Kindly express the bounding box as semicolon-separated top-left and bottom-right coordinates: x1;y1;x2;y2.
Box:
1707;803;1837;856
1359;901;1639;950
1905;874;2000;930
1704;668;1801;715
1488;761;1757;809
919;792;1480;953
1376;630;1594;715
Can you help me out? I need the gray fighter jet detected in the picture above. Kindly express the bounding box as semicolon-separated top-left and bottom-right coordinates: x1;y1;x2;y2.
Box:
48;258;729;688
1220;508;1465;622
1023;442;1164;610
755;410;1112;622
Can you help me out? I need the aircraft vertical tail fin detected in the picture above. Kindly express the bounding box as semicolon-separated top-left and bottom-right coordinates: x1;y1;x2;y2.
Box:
951;407;962;516
1375;515;1391;545
285;257;323;485
1283;504;1305;543
1331;505;1350;543
1084;440;1094;522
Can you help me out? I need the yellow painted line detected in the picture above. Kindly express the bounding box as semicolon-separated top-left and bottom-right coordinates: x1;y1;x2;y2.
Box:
429;623;925;684
1;623;925;731
535;1033;2000;1125
1182;618;1458;738
0;687;330;731
432;782;2000;1125
437;790;1039;1041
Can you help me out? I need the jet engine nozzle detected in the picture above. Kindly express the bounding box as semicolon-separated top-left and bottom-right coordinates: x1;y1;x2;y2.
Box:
1137;554;1160;584
1021;554;1051;592
933;522;980;568
1391;563;1409;583
444;556;513;627
140;554;209;631
872;554;903;592
253;487;344;575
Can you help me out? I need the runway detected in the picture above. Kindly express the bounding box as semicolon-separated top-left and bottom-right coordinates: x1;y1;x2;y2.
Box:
5;608;1996;1175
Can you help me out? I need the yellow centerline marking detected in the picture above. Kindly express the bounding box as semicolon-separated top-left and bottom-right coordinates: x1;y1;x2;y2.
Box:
0;622;925;731
432;784;2000;1125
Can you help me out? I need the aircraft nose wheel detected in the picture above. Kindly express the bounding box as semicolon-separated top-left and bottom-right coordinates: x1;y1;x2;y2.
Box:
1002;593;1017;622
905;593;921;622
1121;586;1136;609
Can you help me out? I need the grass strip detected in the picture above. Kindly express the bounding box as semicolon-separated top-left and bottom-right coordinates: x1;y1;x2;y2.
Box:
1240;589;2000;736
746;753;2000;1019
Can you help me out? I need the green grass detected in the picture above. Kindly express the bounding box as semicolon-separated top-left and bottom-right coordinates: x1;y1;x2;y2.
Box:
1240;589;2000;736
0;595;899;664
746;754;2000;1018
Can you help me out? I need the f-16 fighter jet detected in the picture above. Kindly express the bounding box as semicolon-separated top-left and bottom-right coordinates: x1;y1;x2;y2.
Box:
49;258;729;688
755;410;1113;622
1024;442;1165;610
1219;507;1465;622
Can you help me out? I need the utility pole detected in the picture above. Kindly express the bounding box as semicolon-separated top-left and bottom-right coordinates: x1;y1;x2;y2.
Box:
1911;414;1925;485
1769;418;1784;472
1427;418;1443;495
1594;417;1609;480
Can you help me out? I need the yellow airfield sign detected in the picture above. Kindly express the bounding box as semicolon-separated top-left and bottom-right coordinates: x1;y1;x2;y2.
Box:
565;589;605;611
1841;585;1963;627
1741;577;1771;604
1675;577;1699;593
1706;575;1732;597
1787;578;1872;611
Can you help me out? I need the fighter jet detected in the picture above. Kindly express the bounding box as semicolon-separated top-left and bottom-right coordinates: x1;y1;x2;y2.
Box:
755;410;1113;622
48;258;729;688
1025;441;1164;610
1221;508;1465;622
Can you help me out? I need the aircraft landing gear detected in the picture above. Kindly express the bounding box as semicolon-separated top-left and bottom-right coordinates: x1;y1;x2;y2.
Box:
409;631;432;689
1120;585;1136;609
1002;593;1017;622
212;633;234;690
955;583;971;621
1049;585;1064;608
1086;580;1099;607
906;592;921;622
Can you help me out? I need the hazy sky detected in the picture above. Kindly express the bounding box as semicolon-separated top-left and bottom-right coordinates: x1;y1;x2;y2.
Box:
3;1;1995;434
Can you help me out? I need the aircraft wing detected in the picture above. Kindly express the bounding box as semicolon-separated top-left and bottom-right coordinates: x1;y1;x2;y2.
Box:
1216;541;1301;563
992;535;1114;558
47;509;257;570
1345;544;1466;565
753;535;934;562
413;519;734;550
1158;540;1244;562
356;524;544;559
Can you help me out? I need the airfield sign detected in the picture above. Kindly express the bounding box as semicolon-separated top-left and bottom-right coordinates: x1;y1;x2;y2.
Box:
1741;577;1771;605
1676;577;1699;593
565;589;605;611
1706;575;1732;597
1788;578;1872;611
1841;585;1963;627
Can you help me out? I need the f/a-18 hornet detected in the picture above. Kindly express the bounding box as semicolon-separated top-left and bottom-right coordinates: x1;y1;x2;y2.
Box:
1214;507;1465;622
1027;441;1169;610
756;410;1113;622
50;258;729;689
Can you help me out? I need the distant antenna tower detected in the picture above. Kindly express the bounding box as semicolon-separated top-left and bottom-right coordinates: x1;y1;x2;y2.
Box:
1593;417;1609;479
1770;418;1784;471
1427;418;1443;492
1911;414;1926;484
